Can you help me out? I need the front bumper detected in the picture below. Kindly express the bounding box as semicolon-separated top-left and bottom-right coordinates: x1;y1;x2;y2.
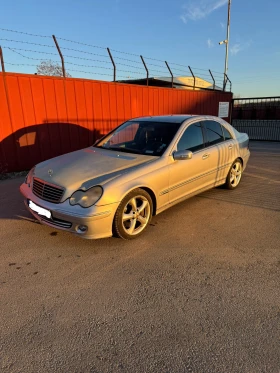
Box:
20;183;119;239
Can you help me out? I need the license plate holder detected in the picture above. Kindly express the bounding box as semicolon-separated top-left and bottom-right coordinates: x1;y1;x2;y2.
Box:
28;200;51;219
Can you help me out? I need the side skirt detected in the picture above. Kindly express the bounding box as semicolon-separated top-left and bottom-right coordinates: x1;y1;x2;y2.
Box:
155;179;226;215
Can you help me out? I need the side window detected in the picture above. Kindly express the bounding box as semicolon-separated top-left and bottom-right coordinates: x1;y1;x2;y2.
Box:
203;120;224;146
177;122;204;152
222;125;232;140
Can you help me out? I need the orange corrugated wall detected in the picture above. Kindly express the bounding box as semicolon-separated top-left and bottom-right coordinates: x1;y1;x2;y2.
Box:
0;72;232;172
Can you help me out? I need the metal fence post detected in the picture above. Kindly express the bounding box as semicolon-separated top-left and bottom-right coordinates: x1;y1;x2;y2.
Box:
140;55;149;86
188;66;195;90
107;48;116;82
225;74;232;92
209;69;215;90
223;73;228;91
165;61;174;88
52;35;66;78
229;98;234;124
0;45;14;170
0;46;5;73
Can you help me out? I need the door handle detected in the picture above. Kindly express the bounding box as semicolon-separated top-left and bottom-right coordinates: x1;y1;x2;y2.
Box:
202;153;209;160
228;145;233;150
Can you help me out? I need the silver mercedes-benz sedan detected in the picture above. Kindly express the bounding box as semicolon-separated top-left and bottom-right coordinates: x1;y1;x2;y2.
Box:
20;115;250;240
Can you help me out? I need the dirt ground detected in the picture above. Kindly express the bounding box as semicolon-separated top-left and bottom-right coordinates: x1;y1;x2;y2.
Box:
0;141;279;373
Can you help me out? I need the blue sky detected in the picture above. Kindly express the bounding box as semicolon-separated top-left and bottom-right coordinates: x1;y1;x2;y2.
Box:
0;0;279;97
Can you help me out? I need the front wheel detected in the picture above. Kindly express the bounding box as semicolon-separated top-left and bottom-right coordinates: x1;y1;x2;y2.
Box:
225;159;243;189
113;188;153;240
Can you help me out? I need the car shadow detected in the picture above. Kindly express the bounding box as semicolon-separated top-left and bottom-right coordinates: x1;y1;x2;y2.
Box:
0;122;104;173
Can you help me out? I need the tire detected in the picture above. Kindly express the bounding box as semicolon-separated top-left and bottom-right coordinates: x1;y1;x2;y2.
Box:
225;159;243;190
113;188;153;240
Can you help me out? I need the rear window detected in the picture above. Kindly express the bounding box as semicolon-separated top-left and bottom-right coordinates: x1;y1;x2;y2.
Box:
203;120;224;145
222;126;232;140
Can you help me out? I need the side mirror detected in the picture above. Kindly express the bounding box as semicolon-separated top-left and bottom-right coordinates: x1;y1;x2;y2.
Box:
173;150;193;161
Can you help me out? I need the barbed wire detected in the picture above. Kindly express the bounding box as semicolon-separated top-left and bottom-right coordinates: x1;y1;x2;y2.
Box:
4;61;227;88
5;47;149;74
5;62;38;68
60;46;109;58
191;72;214;78
6;48;146;77
66;61;143;75
67;69;134;80
0;28;51;38
163;64;224;81
169;66;190;74
168;61;222;75
0;38;55;48
210;70;225;75
145;68;168;75
4;62;135;80
1;29;228;87
7;47;60;63
4;46;111;64
57;37;106;50
109;48;139;57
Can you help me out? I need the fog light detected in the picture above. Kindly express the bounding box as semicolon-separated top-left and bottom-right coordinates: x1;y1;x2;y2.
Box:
77;225;88;233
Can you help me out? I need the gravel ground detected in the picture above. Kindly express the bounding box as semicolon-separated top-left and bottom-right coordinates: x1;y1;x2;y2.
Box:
0;141;279;373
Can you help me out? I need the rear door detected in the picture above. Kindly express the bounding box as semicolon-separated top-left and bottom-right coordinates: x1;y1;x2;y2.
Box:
202;120;236;182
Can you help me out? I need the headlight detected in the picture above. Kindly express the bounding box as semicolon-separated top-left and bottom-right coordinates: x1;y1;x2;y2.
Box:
69;186;103;208
25;167;35;185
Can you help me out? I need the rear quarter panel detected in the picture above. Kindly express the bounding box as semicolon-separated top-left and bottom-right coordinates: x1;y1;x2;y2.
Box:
222;120;250;170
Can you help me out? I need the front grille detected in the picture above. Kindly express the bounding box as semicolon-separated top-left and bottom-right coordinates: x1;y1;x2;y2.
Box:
32;178;64;203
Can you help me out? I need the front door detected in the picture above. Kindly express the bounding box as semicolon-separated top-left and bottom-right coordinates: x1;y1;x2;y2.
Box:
168;121;219;205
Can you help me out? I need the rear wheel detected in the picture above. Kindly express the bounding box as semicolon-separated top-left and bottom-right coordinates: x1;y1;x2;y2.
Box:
225;159;243;189
113;189;153;240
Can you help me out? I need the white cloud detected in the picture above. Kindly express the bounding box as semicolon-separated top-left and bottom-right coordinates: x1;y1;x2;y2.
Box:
220;21;225;28
230;43;241;55
230;40;252;55
207;38;214;48
180;14;188;24
181;0;228;22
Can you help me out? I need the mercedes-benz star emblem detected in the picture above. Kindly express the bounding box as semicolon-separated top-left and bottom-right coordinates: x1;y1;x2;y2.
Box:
48;169;53;177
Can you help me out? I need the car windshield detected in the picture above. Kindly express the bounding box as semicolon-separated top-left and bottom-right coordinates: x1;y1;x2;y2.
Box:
94;120;182;156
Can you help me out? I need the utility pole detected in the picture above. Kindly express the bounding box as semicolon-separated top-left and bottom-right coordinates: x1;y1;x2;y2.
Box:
219;0;231;90
224;0;231;87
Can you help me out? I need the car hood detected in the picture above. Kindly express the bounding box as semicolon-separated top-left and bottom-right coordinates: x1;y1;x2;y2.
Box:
34;147;156;197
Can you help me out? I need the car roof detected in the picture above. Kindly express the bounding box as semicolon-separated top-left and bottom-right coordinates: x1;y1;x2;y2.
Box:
129;115;196;124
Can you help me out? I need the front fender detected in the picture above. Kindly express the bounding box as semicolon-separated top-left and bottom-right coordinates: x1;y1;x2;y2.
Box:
96;157;170;211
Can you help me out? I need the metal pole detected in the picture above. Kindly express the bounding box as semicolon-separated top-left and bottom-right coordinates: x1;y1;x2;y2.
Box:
140;55;149;86
52;35;66;78
107;48;116;82
224;0;231;88
165;61;173;88
0;46;5;73
209;69;215;90
188;66;195;90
